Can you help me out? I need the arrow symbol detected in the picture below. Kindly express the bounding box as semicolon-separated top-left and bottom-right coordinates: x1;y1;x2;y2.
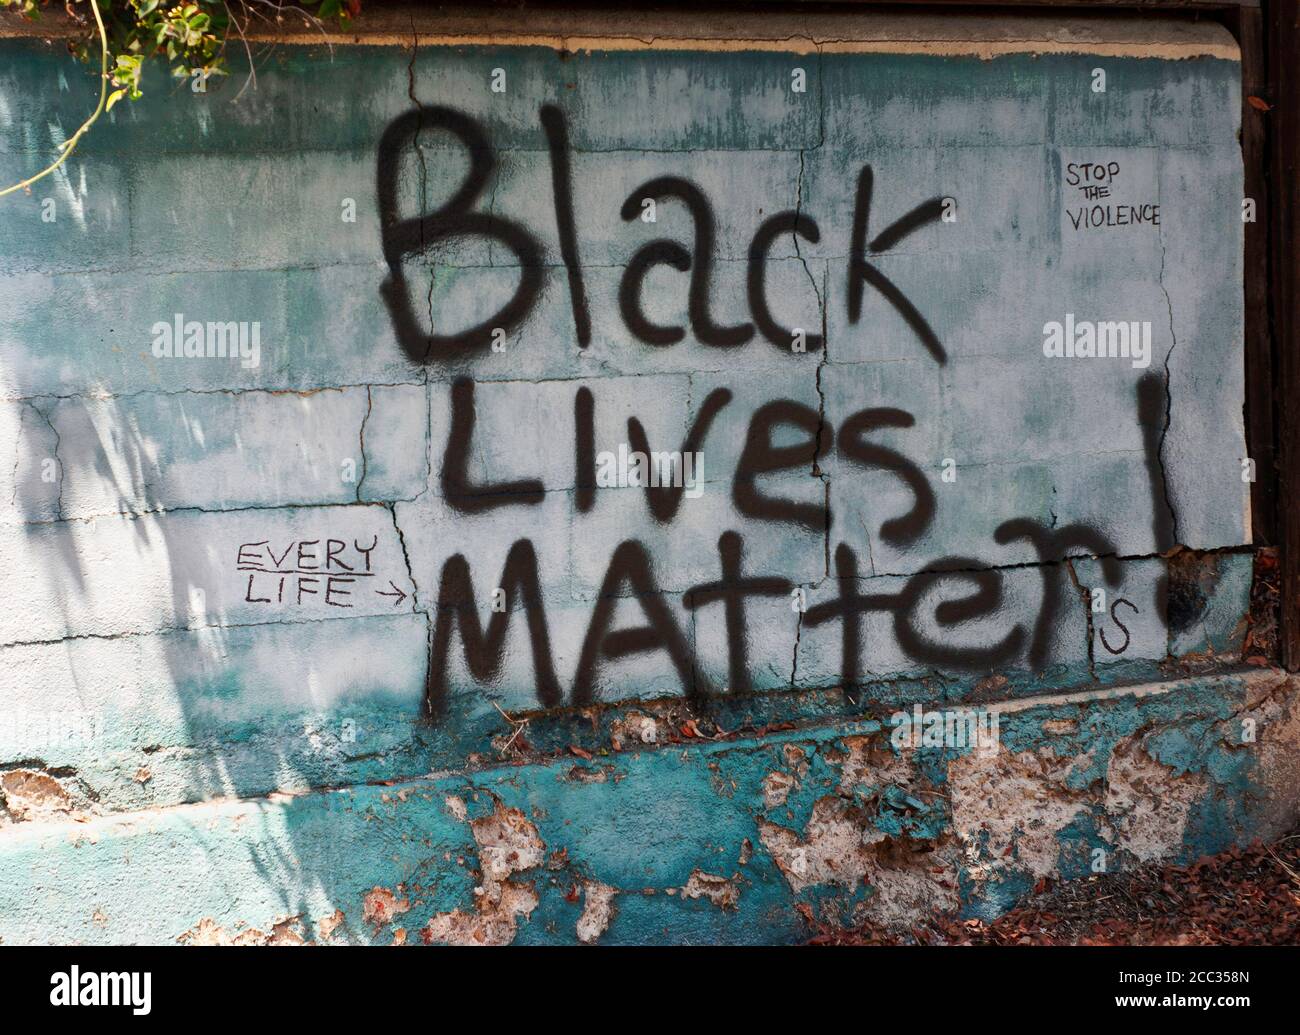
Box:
376;581;408;607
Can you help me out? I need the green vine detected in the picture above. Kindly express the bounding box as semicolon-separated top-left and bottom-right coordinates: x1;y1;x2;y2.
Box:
2;0;358;100
0;0;358;196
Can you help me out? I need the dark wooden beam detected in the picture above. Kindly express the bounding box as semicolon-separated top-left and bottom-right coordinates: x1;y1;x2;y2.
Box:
740;0;1258;7
0;0;1264;39
1270;0;1300;668
1237;6;1277;546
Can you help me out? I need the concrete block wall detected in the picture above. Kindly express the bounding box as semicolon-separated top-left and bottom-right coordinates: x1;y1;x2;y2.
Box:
0;11;1291;944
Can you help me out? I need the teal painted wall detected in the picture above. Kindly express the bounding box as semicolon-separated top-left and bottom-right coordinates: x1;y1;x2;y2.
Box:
0;26;1288;944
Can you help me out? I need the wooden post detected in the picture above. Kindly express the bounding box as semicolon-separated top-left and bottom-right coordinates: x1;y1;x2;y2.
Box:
1238;7;1277;547
1271;0;1300;668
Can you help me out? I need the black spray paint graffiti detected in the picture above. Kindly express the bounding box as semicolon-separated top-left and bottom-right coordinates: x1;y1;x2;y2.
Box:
421;373;1169;717
236;536;408;608
373;106;1173;716
377;106;946;360
1100;598;1140;656
377;107;544;359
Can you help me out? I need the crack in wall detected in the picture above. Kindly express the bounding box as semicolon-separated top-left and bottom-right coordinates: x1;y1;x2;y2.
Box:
1;381;425;407
387;501;419;609
812;315;831;578
356;384;373;502
13;497;416;529
852;544;1253;583
1064;557;1097;681
790;605;804;688
26;400;63;520
0;609;422;652
1156;233;1182;549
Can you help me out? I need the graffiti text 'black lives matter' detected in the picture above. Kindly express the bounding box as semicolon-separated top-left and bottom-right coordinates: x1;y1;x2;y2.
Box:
376;106;950;363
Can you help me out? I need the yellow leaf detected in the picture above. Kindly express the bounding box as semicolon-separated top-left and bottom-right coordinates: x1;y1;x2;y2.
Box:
105;88;126;113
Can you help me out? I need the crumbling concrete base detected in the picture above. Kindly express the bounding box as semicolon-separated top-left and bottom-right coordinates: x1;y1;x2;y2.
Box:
0;669;1294;944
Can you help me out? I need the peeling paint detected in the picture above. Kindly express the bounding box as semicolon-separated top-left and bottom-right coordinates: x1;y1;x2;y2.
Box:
470;801;547;887
317;909;346;942
576;880;617;943
949;747;1095;882
362;887;411;929
761;796;882;894
762;771;797;808
178;915;306;946
0;769;91;824
422;882;540;947
423;799;546;946
681;870;741;910
1105;738;1207;863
